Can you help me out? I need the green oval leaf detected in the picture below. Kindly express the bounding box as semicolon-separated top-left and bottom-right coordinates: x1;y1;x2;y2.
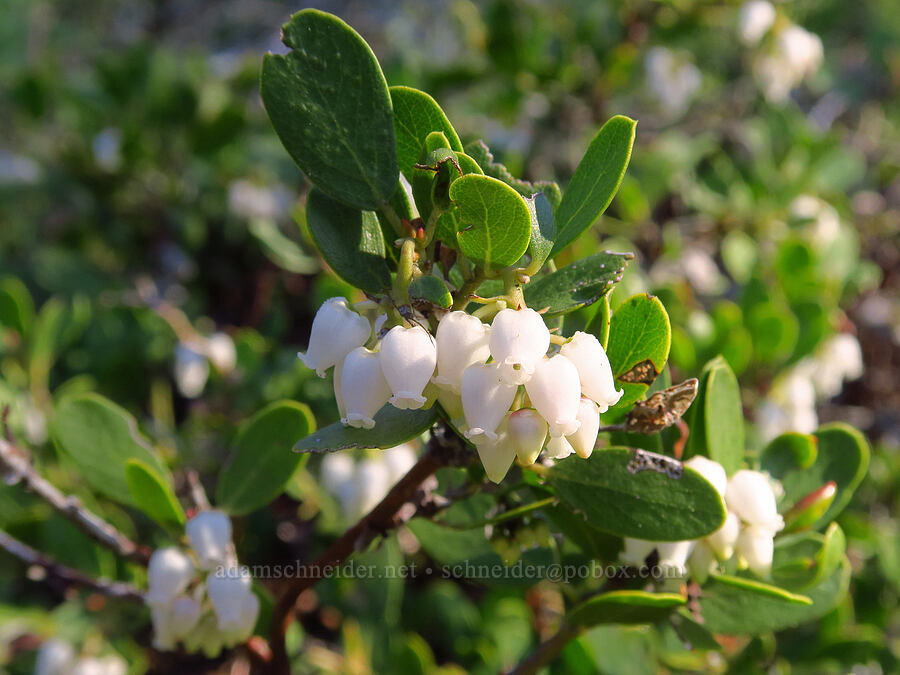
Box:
125;459;186;527
684;356;744;476
52;393;168;506
548;448;725;541
217;401;316;515
450;174;532;269
551;116;636;255
602;294;671;420
0;276;34;337
261;10;398;210
698;559;849;634
761;432;818;474
762;423;870;530
524;251;632;317
294;405;437;454
409;275;452;309
568;591;686;627
306;188;392;294
390;85;463;182
524;193;556;273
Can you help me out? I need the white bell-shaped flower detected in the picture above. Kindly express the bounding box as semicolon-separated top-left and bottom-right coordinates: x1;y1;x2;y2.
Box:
544;434;575;460
474;421;517;483
737;524;776;577
707;511;741;560
384;442;418;484
379;325;437;409
559;332;623;411
461;363;517;443
656;540;695;574
206;332;237;373
738;0;775;44
34;639;75;675
333;358;347;419
174;343;209;399
489;308;550;385
508;409;548;465
684;456;728;497
350;458;391;519
433;311;491;393
525;355;582;438
170;594;203;639
341;347;391;429
298;297;371;377
621;538;656;566
186;510;232;569
688;541;716;581
221;591;260;645
206;567;253;632
71;656;127;675
567;398;600;458
726;470;784;530
146;547;194;606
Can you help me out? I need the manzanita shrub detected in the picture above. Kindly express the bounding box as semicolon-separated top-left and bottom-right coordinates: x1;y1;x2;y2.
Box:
0;8;876;675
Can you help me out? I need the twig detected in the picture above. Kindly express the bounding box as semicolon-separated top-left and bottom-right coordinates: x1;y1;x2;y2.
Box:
186;469;212;511
508;621;583;675
0;436;150;565
0;529;144;601
268;424;470;673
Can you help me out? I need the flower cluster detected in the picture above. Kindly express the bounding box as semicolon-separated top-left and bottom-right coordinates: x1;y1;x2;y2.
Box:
757;332;863;441
34;639;126;675
145;510;259;657
173;332;237;399
299;300;624;483
622;457;785;578
320;442;419;521
739;0;824;102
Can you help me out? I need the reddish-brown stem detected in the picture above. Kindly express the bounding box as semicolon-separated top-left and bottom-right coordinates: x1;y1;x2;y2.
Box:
267;428;466;673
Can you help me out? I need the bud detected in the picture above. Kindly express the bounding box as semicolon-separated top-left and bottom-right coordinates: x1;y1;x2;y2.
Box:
726;470;784;531
146;547;194;606
783;481;837;532
186;510;232;569
379;325;437;409
34;639;75;675
544;434;575;459
205;332;237;373
738;0;775;44
525;355;582;438
684;456;727;497
707;511;740;560
206;567;253;632
559;332;623;411
461;363;517;443
474;420;517;483
432;311;490;393
340;347;392;429
298;297;371;377
736;524;777;577
508;409;548;465
489;308;550;385
567;398;600;458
